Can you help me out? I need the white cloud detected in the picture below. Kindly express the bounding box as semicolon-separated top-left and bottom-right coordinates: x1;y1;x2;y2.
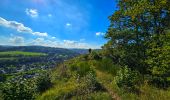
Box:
0;35;100;49
29;38;100;49
30;38;61;47
25;8;38;18
66;23;71;27
52;37;56;39
0;17;32;33
96;32;105;36
32;32;48;37
64;40;77;46
0;17;48;37
9;36;24;44
63;39;99;49
32;38;44;45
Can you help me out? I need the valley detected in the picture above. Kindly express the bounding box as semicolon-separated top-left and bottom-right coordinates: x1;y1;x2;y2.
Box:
0;46;81;82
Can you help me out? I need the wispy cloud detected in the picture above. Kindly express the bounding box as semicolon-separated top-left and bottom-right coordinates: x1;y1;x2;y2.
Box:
28;38;100;49
9;36;25;45
64;40;77;46
0;17;48;37
63;39;99;49
32;32;48;37
1;34;100;49
25;8;38;18
96;32;105;36
31;38;44;45
52;37;56;39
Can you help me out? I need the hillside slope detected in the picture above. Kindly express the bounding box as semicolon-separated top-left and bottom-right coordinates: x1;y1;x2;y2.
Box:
37;53;170;100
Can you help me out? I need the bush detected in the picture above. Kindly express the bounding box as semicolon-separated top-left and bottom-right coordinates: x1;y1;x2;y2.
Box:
36;73;53;93
88;51;101;60
150;76;170;89
97;58;119;76
0;74;6;82
2;78;36;100
115;66;142;92
70;61;95;77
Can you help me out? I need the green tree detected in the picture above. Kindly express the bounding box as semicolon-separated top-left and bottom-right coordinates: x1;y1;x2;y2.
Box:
146;31;170;88
104;0;170;88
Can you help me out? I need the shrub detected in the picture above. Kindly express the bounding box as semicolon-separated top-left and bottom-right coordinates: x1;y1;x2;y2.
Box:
2;78;36;100
36;73;52;93
150;76;170;89
76;72;98;95
0;74;6;82
115;66;142;92
70;62;95;77
97;58;119;76
88;51;101;60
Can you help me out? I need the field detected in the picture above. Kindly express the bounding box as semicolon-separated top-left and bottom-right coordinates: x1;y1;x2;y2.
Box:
0;51;47;57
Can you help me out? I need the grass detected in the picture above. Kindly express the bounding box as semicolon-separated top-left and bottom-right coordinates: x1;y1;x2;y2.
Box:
95;70;119;99
37;57;170;100
71;92;112;100
37;59;113;100
0;51;47;57
95;63;170;100
139;84;170;100
37;78;79;100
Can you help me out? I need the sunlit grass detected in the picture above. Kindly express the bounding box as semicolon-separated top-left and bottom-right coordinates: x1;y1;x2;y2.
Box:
0;51;47;57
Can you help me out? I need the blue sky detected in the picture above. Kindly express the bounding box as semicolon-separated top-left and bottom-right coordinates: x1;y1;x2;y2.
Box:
0;0;116;49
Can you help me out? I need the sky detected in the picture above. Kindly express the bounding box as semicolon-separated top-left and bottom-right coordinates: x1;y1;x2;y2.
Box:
0;0;116;49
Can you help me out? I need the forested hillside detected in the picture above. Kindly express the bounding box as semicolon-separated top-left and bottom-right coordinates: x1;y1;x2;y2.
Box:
0;0;170;100
0;46;80;56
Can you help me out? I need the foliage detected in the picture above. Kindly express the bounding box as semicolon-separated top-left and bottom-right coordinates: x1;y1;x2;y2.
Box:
145;32;170;88
103;0;170;89
1;78;36;100
38;72;100;100
88;51;101;60
70;61;95;77
115;66;142;92
96;58;120;75
36;73;53;93
0;74;6;82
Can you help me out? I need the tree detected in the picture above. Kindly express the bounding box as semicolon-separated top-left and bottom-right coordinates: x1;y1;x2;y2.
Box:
145;31;170;88
104;0;170;87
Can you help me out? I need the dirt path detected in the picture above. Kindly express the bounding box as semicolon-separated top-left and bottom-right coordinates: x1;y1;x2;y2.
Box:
96;70;121;100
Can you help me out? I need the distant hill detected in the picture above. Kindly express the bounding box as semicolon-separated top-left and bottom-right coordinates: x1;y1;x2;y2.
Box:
0;45;80;56
69;49;89;54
